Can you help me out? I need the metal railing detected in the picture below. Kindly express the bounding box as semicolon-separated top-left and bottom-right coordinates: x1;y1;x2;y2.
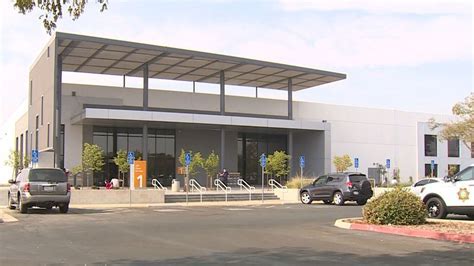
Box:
237;178;255;201
214;179;231;202
189;179;206;202
151;179;167;190
268;179;288;192
189;179;207;193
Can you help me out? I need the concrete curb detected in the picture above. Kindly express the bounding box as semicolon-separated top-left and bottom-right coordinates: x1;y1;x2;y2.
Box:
70;200;292;209
0;210;19;223
334;218;474;244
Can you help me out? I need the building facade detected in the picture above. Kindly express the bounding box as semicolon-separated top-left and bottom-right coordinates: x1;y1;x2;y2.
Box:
13;33;473;186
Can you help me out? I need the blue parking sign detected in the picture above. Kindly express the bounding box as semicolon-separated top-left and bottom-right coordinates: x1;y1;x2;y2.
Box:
185;152;192;166
354;158;359;168
260;154;266;168
431;160;435;169
386;159;391;169
32;150;39;163
299;155;305;168
127;151;135;165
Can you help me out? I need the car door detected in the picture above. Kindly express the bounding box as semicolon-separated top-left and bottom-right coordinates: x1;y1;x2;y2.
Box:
310;176;328;199
451;166;474;207
322;176;340;198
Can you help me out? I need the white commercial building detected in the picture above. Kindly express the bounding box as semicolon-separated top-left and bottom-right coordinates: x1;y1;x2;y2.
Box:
11;33;473;186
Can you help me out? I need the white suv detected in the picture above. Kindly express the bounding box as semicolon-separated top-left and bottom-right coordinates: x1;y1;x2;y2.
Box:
419;164;474;219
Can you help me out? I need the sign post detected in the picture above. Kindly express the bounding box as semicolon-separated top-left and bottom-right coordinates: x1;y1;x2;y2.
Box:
127;152;135;190
431;160;435;177
354;158;359;172
185;152;191;204
260;153;267;203
299;155;305;188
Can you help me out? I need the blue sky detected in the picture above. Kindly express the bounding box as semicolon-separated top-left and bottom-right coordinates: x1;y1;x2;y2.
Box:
0;0;472;128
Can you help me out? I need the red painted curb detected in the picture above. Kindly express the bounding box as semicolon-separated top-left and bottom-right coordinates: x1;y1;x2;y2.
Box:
350;222;474;243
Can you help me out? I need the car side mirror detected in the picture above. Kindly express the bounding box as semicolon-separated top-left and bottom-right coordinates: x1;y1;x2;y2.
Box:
8;179;15;184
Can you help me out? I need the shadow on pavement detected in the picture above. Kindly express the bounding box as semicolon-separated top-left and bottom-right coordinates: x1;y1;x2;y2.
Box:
12;207;113;215
94;246;474;265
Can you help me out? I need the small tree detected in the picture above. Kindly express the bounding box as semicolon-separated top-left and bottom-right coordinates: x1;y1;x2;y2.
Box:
265;151;291;183
4;150;20;179
178;149;204;191
73;143;105;186
113;149;129;188
23;155;30;169
430;93;473;151
333;154;353;172
202;151;219;187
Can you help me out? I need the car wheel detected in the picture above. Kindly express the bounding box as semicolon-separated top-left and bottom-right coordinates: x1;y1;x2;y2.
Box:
426;197;447;219
333;191;345;206
45;206;53;210
8;193;16;210
300;191;313;204
18;194;27;214
322;200;332;204
59;203;69;213
356;199;367;205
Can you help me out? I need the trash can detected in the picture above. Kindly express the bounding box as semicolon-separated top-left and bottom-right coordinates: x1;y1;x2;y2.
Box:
171;179;180;192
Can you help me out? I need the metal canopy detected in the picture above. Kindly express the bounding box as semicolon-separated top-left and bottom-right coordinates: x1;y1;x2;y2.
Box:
56;32;346;91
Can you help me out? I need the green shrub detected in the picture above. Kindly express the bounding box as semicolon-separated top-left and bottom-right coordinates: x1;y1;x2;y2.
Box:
285;177;314;189
363;187;427;225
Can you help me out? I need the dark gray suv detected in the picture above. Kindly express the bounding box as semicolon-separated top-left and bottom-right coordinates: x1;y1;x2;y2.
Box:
300;172;373;206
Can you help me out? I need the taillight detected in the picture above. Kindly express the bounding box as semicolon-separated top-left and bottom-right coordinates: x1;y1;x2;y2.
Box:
23;183;30;192
346;181;353;188
67;183;71;192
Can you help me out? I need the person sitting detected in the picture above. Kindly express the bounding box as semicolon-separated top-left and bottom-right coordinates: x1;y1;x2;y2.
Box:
105;179;113;190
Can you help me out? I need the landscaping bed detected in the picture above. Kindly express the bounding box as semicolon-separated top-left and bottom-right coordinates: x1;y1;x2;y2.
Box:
337;218;474;243
351;218;474;235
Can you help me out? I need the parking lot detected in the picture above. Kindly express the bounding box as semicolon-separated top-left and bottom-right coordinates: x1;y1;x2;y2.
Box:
1;203;473;265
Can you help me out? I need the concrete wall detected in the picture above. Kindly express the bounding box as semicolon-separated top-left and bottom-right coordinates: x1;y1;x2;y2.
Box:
27;38;56;167
70;189;165;205
293;130;328;177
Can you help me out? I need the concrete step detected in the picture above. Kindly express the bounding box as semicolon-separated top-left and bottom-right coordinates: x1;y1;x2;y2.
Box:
165;193;280;203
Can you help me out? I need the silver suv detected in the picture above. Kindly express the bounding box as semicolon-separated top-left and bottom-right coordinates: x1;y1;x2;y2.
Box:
8;168;71;213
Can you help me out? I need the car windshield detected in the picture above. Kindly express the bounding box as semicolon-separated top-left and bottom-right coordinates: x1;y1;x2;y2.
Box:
29;169;67;182
349;175;367;182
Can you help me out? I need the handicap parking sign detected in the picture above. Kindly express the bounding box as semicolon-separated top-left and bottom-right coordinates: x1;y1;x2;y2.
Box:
354;158;359;168
260;154;267;168
299;155;305;168
32;150;39;163
386;159;391;169
127;151;135;165
185;152;192;167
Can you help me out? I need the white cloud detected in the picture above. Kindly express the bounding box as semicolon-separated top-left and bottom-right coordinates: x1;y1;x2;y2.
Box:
278;0;472;15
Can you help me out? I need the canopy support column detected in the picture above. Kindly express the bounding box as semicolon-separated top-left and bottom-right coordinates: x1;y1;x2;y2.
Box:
288;78;293;120
142;64;149;161
220;70;225;115
220;127;225;170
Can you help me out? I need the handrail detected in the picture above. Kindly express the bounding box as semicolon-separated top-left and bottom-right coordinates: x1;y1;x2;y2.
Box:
189;179;207;193
214;179;231;202
151;179;167;190
268;179;288;192
237;179;255;201
214;179;232;192
189;179;206;202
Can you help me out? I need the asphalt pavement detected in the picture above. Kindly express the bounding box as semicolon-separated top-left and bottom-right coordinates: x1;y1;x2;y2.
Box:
1;203;473;265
